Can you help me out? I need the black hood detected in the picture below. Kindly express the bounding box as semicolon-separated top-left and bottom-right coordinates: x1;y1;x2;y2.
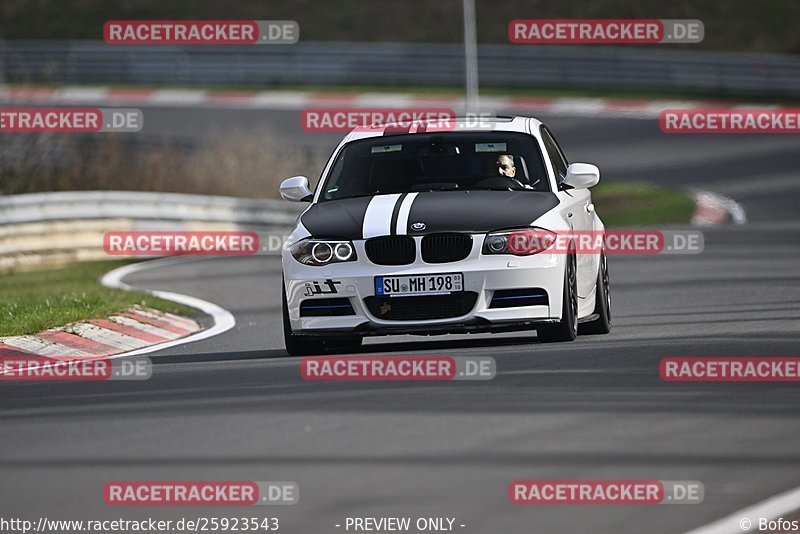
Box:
300;191;560;240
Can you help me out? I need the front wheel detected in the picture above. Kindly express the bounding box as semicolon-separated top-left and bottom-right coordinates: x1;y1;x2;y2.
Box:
579;252;611;335
538;253;578;343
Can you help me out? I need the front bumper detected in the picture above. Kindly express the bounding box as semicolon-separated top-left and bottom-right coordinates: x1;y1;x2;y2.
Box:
282;239;566;336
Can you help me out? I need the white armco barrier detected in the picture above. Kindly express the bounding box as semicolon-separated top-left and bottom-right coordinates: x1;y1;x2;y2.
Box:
0;191;303;273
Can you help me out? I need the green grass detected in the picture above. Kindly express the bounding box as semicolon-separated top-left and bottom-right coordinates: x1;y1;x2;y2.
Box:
0;261;196;337
592;181;695;227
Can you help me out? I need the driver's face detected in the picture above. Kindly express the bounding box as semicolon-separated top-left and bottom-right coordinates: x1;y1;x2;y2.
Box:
496;155;516;177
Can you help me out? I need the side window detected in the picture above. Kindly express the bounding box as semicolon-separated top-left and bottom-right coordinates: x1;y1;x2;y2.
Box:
540;126;568;183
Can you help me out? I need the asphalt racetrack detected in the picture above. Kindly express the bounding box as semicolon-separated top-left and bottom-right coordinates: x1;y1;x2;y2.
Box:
1;107;799;533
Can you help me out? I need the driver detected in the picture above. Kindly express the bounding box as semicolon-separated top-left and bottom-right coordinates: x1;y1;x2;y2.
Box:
491;154;516;178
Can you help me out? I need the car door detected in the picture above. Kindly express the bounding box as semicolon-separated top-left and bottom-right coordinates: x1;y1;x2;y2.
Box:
540;126;596;299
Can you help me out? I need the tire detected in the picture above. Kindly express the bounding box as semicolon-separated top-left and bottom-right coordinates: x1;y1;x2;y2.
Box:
579;251;612;335
282;281;363;356
538;252;578;343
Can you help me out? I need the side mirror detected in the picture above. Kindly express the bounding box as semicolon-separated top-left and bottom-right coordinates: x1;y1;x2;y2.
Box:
280;176;313;202
561;163;600;190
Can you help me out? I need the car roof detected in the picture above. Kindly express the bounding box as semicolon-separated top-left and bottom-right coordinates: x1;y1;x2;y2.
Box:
340;116;543;144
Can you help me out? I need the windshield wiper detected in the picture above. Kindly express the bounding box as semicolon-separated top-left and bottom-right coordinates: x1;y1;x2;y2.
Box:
468;186;518;191
414;186;460;192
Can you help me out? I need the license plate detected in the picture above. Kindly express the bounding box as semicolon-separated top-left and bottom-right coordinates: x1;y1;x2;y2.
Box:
375;273;463;297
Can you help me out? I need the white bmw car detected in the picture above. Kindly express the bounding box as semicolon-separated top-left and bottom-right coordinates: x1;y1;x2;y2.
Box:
280;116;611;355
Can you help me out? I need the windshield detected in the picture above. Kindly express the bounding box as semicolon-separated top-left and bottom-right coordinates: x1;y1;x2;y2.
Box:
320;132;550;201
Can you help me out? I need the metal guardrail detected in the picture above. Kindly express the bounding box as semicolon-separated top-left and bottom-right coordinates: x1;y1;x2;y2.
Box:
1;41;799;98
0;190;302;226
0;191;302;272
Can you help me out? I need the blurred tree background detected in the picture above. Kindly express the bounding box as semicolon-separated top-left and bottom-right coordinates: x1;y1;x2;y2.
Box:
1;0;799;53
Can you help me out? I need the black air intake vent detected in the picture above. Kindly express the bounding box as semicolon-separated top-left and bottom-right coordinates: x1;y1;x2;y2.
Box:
364;292;478;321
489;288;549;309
300;298;356;317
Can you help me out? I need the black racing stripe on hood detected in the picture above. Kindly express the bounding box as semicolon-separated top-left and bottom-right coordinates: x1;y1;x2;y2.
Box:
403;191;559;234
390;193;408;235
300;197;372;240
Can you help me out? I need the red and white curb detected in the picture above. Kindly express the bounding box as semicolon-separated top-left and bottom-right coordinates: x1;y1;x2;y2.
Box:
0;305;201;362
0;85;781;119
99;257;236;358
0;257;236;372
691;190;747;226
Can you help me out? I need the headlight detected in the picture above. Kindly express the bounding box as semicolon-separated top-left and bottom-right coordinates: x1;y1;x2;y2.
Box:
291;238;357;266
482;228;556;256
